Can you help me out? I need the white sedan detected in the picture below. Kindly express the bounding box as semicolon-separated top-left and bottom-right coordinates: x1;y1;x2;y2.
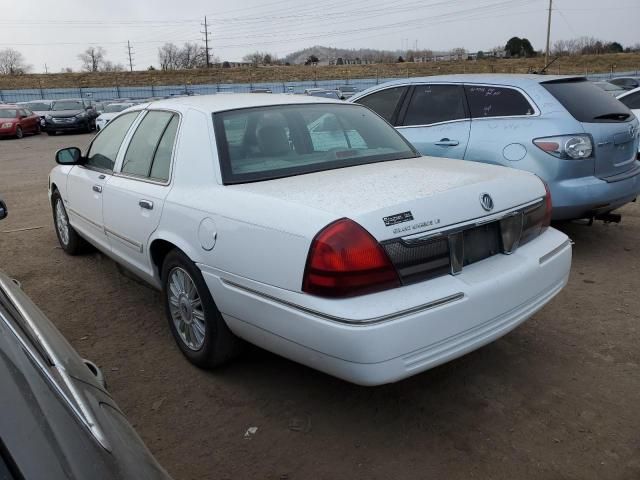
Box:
95;102;135;130
48;95;572;386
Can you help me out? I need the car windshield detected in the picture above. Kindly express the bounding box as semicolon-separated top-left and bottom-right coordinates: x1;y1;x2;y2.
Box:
52;101;83;111
26;102;51;111
543;79;632;123
0;109;17;118
104;104;130;113
214;103;418;184
340;86;357;92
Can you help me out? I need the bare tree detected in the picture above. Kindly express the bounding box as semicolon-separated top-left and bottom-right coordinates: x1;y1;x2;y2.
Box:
60;67;74;73
0;48;30;75
158;43;181;70
78;46;106;72
450;47;467;59
179;42;206;69
242;51;266;66
101;61;125;72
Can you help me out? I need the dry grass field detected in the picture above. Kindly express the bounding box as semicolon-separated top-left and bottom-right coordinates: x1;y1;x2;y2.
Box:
1;52;639;90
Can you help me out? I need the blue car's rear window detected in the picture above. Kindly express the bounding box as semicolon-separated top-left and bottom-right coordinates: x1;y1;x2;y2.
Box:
542;79;632;123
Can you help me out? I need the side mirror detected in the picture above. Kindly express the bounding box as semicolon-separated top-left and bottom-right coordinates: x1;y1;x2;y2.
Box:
56;147;82;165
0;199;7;220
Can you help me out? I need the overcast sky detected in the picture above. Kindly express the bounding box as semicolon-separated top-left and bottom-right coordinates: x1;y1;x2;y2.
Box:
1;0;638;73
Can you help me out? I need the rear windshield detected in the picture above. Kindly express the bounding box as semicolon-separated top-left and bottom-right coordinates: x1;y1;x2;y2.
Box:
542;79;632;123
214;103;418;184
26;102;51;111
0;110;17;118
52;101;83;111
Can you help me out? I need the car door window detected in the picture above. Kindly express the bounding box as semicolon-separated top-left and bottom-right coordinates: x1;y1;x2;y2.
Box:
86;111;139;171
402;84;468;126
149;114;179;181
356;86;408;124
122;111;176;179
465;85;535;118
619;92;640;110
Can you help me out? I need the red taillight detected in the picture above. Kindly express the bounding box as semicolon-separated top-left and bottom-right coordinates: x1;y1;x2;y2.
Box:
542;181;552;228
302;218;401;298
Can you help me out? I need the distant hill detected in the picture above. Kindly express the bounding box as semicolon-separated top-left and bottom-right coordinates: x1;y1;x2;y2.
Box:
283;45;423;64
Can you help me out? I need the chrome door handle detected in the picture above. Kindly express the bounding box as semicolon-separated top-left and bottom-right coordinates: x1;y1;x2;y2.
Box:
434;138;460;147
92;185;102;193
139;200;154;210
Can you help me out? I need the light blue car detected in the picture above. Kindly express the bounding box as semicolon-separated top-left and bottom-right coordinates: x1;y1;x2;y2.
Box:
350;75;640;221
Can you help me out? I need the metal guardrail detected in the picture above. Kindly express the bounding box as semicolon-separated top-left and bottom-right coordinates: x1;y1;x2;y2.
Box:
0;71;637;103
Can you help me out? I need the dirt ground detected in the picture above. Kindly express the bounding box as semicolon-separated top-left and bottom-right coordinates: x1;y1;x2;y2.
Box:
1;133;639;480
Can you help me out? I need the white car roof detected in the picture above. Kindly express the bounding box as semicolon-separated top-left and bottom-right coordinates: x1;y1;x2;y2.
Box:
131;93;343;114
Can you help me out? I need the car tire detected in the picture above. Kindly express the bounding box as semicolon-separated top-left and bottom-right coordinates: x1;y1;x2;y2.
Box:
161;249;242;368
34;123;41;135
47;131;57;136
51;190;87;255
15;126;23;139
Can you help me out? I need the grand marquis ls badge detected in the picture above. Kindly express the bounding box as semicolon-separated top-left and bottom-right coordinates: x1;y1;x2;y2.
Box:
479;193;494;212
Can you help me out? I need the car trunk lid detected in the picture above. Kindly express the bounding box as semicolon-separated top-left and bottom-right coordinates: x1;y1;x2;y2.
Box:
586;119;639;179
230;156;545;242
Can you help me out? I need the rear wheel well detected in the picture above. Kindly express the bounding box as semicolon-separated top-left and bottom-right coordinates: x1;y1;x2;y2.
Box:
50;183;59;205
150;239;179;276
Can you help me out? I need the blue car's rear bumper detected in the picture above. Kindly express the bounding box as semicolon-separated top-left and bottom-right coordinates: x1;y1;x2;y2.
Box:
551;163;640;220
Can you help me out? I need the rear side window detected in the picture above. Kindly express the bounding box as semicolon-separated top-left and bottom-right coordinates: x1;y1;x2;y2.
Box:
402;84;467;126
542;79;633;123
619;92;640;110
122;111;177;180
150;115;179;181
465;86;534;118
356;86;408;124
86;111;139;171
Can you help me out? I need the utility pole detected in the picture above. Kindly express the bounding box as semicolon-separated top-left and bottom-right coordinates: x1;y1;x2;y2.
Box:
545;0;553;67
201;16;212;68
127;40;134;72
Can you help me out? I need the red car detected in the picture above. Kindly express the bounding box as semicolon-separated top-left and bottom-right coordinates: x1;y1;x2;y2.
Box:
0;105;41;139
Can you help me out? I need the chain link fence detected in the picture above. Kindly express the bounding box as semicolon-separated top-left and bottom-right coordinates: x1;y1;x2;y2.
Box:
1;71;637;103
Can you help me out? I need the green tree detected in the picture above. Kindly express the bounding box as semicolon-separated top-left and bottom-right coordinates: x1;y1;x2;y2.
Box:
521;38;535;57
607;42;623;53
505;37;523;56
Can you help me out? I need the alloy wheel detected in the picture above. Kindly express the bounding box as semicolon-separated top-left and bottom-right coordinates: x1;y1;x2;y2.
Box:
167;267;206;351
55;199;69;246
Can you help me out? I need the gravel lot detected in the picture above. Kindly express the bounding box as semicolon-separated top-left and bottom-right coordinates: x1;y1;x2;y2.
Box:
1;132;639;480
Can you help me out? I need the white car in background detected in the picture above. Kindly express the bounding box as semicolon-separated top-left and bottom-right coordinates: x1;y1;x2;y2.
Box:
617;87;640;153
95;102;134;130
48;95;571;386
